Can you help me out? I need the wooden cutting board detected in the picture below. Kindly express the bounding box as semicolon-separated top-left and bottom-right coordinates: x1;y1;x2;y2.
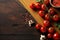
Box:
18;0;60;33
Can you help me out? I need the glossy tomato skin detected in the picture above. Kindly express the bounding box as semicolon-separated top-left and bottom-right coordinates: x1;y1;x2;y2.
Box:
53;14;59;21
47;33;52;38
44;0;49;5
43;20;50;27
49;8;55;15
38;10;45;17
48;27;54;33
40;27;47;33
30;3;36;10
35;2;41;9
41;4;46;10
53;32;60;40
45;14;50;20
35;24;41;29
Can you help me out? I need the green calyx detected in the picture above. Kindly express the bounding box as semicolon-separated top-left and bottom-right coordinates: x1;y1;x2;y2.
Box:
36;0;43;3
36;0;41;2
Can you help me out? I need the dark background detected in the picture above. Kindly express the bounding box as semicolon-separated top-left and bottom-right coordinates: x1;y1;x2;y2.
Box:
0;0;40;40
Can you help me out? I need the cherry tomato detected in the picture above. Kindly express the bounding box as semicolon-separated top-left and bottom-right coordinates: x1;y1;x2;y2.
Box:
53;14;59;21
44;0;49;5
40;27;47;33
47;33;52;38
30;3;35;10
35;2;41;9
45;14;50;20
43;20;50;27
41;4;46;10
53;32;60;40
48;27;54;33
49;8;55;15
38;10;45;17
35;24;41;29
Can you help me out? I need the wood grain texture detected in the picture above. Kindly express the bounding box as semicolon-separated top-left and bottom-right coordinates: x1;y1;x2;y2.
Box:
0;0;40;40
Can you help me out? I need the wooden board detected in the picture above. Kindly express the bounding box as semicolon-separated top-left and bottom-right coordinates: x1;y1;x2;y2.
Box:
18;0;60;33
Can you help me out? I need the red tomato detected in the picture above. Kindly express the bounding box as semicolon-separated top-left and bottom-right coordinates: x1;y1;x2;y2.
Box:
43;20;50;27
53;14;59;21
44;0;49;5
41;4;46;10
30;3;35;10
38;10;45;17
35;24;41;29
40;27;47;33
47;33;52;38
45;14;50;20
35;2;41;9
49;8;55;15
53;0;60;7
48;27;54;33
53;32;60;40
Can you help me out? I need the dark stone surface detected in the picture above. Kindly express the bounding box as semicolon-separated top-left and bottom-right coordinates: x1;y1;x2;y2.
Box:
0;0;40;40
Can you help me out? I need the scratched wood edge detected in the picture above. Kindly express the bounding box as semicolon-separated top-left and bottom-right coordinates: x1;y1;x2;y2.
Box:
18;0;60;34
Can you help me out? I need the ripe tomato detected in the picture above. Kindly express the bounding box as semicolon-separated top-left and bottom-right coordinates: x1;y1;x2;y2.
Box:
44;0;49;5
53;14;59;21
43;20;50;27
53;32;60;40
47;33;52;38
38;10;45;17
35;24;41;29
30;3;35;10
48;27;54;33
41;4;46;10
53;0;60;7
40;27;47;33
45;14;50;20
49;8;55;15
35;2;41;9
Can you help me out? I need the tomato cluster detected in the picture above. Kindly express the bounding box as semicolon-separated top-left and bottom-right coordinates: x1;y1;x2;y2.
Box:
30;0;60;40
35;23;60;40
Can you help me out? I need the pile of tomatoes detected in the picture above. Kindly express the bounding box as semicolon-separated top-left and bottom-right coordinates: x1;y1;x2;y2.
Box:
30;0;60;40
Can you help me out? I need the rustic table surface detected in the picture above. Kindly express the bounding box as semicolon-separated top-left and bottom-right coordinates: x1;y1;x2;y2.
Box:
0;0;40;40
